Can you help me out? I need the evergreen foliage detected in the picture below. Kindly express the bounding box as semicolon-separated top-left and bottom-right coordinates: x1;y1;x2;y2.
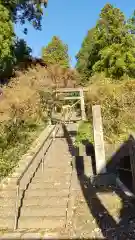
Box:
42;36;70;68
76;4;135;80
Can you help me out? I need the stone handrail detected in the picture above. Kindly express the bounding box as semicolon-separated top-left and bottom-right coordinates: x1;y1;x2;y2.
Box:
14;123;59;230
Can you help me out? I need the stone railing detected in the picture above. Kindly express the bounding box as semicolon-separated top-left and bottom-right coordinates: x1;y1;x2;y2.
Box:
5;123;59;230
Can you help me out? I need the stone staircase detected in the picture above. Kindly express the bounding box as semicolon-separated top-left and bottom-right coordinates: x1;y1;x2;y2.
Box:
0;122;94;239
18;154;72;230
0;126;73;234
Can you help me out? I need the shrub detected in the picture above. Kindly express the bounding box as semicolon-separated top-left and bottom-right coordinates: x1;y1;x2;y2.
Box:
85;74;135;144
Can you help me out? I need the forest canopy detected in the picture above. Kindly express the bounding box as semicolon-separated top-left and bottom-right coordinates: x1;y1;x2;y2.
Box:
0;0;48;80
76;4;135;81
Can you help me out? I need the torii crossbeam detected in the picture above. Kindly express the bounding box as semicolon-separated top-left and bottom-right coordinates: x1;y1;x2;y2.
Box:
54;88;87;121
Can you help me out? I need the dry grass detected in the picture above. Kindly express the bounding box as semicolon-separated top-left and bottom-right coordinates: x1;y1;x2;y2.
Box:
0;64;78;123
0;65;49;179
0;63;78;179
85;73;135;144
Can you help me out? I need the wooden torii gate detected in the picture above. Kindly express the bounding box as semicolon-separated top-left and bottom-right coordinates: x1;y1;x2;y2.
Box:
54;88;87;121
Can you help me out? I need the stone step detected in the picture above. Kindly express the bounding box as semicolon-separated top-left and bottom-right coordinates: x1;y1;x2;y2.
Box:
23;196;68;207
18;216;65;229
36;170;71;177
25;189;69;198
0;189;23;198
38;162;71;167
0;206;15;217
43;165;71;169
2;177;30;189
34;171;71;178
0;216;14;229
84;156;94;177
0;232;22;239
0;197;16;207
38;165;71;172
3;169;71;190
0;188;69;199
29;181;70;190
21;206;66;217
32;175;71;183
0;183;20;191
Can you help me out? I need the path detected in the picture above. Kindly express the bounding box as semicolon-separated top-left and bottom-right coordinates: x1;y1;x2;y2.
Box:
1;123;135;239
18;138;72;231
0;125;73;238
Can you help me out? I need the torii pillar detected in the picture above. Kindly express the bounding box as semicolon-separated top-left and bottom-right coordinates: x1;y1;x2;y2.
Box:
80;89;86;121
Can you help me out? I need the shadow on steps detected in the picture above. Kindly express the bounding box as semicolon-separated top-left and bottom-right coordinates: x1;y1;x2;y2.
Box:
62;123;135;239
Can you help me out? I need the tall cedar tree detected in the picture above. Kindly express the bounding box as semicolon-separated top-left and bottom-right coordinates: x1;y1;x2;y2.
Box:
42;36;70;68
76;4;135;80
76;28;96;83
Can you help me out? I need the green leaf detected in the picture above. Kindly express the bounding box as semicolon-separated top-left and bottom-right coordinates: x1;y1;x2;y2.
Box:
42;36;70;68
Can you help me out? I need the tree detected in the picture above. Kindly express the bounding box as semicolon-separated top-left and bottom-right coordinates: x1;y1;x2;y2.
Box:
0;0;45;80
0;3;15;79
76;4;135;80
2;0;48;30
76;28;96;83
42;36;70;68
91;4;135;78
0;3;33;80
14;38;32;63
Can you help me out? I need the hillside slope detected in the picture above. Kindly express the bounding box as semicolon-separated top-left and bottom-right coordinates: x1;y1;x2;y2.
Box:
85;74;135;144
0;63;78;180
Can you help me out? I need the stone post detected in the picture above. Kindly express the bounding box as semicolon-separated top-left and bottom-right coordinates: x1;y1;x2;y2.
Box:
80;89;86;121
92;105;106;174
129;134;135;195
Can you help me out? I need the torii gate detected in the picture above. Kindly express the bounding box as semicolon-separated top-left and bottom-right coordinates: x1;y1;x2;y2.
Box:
54;88;87;121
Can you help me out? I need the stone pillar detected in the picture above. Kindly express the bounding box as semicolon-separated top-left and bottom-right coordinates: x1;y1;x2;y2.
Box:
129;134;135;195
92;105;106;174
80;89;86;121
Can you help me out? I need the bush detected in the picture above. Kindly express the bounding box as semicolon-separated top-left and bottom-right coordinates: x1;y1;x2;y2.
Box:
85;74;135;144
0;116;46;180
75;121;94;146
0;68;50;180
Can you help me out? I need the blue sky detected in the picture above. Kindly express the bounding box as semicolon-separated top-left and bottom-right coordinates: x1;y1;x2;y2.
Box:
15;0;135;67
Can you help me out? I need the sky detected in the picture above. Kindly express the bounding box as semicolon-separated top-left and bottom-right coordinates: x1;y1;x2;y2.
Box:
15;0;135;67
